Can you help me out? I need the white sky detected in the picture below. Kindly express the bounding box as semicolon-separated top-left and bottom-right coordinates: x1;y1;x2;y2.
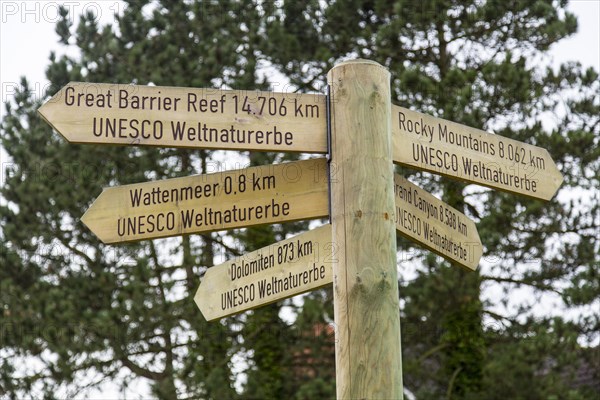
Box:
0;0;598;398
0;0;598;111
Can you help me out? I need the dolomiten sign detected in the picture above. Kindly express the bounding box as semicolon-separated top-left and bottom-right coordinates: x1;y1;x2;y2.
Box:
392;105;563;201
38;82;327;153
81;158;329;243
195;224;333;321
394;174;482;271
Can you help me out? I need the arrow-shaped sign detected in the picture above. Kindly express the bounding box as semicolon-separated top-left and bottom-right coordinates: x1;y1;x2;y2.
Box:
392;105;563;201
38;82;327;153
82;158;329;243
195;224;333;321
394;174;482;271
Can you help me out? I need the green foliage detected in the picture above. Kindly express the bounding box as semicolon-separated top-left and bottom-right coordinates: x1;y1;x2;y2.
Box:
1;1;598;399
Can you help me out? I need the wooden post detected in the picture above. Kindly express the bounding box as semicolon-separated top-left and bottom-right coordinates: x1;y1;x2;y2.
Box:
327;59;403;399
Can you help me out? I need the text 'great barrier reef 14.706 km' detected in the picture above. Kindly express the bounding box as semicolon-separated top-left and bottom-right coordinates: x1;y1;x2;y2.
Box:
81;158;329;244
38;82;327;153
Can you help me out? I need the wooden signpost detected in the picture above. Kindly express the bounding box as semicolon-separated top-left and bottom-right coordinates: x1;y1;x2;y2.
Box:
38;82;327;153
39;59;564;400
392;105;563;200
328;61;403;397
81;158;329;243
195;224;333;321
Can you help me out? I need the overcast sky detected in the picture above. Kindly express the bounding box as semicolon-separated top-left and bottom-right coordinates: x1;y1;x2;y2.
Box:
0;0;598;115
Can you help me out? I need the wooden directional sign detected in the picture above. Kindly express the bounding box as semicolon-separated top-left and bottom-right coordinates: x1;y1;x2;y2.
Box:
195;224;333;321
38;82;327;153
392;105;563;200
394;174;482;271
81;158;329;243
35;60;569;400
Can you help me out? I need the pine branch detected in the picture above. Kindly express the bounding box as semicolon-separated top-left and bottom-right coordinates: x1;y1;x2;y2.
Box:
480;275;561;295
119;355;166;381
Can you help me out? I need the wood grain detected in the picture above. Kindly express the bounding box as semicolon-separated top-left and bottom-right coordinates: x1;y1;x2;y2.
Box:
328;60;403;399
392;105;563;200
38;82;327;153
82;158;329;243
394;174;482;271
195;224;333;321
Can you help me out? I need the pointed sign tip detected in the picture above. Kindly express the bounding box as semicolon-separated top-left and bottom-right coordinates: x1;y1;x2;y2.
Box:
79;201;104;240
79;210;91;231
470;246;484;272
37;102;49;122
194;286;215;321
37;99;72;143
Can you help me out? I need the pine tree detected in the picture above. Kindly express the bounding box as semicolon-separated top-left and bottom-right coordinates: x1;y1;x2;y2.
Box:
261;0;598;397
2;1;265;398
